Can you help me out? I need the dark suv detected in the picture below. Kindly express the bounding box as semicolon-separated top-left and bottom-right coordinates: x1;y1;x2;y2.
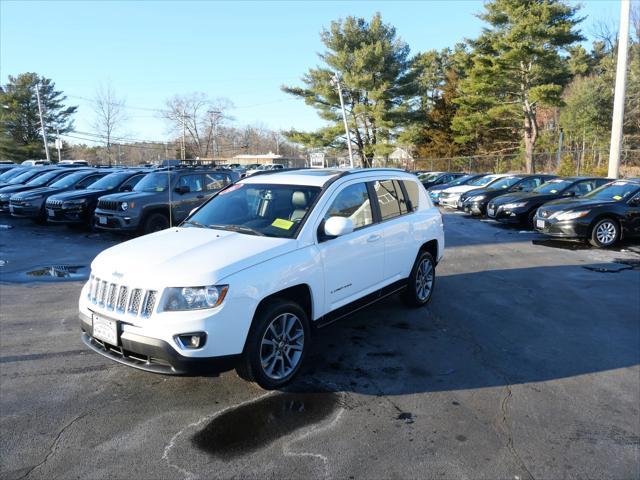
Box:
46;169;150;227
93;167;239;234
9;169;111;222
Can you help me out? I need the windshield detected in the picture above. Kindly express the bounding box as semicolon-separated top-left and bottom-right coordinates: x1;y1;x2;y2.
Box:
134;172;171;192
488;177;520;190
185;183;321;239
88;172;131;191
49;171;90;188
8;170;44;184
0;168;23;182
469;175;498;187
26;170;66;186
449;175;473;187
534;179;572;194
583;181;638;201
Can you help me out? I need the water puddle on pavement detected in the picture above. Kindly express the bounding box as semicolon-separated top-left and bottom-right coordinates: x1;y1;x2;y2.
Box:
192;391;339;459
25;265;87;279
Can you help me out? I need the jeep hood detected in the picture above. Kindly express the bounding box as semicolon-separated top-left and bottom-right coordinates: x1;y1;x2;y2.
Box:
541;197;616;211
91;227;296;286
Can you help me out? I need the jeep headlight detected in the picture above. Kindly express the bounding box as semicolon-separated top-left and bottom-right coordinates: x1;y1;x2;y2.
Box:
162;285;229;311
502;202;527;209
552;210;590;221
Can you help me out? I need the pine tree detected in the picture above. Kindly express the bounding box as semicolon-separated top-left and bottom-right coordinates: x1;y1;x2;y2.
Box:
452;0;584;173
0;73;77;161
282;13;417;167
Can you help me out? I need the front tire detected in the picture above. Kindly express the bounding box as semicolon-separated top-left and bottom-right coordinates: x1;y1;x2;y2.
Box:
236;300;310;390
142;212;169;234
403;251;436;307
589;218;620;248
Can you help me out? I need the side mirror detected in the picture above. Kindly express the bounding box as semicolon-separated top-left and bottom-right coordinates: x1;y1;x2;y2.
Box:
324;216;354;238
120;185;132;192
75;184;84;189
175;185;190;194
563;191;576;197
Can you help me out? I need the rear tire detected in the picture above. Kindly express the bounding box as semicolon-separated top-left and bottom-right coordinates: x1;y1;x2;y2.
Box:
403;251;436;308
589;218;620;248
236;299;310;390
142;212;169;234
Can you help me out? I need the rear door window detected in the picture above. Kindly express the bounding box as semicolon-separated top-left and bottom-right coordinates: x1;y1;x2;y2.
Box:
177;174;203;192
402;180;420;211
372;180;404;220
205;173;230;191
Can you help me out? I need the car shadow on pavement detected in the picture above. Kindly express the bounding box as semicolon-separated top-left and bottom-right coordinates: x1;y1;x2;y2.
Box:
291;263;640;397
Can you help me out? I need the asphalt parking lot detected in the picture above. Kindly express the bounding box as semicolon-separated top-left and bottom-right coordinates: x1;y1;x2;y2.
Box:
1;212;639;480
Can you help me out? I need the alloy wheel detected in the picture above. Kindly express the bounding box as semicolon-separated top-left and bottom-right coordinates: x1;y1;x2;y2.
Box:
415;257;434;301
596;221;617;245
260;313;305;380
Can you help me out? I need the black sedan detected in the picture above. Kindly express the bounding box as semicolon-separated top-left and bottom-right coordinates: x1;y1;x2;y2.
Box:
9;169;109;222
534;179;640;247
46;169;148;227
0;168;75;212
487;177;612;227
419;172;465;189
461;174;557;215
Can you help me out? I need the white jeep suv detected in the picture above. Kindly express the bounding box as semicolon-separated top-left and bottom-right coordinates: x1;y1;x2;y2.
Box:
79;168;444;389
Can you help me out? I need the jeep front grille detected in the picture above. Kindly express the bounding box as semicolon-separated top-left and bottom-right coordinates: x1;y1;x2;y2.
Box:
97;199;120;211
88;275;157;317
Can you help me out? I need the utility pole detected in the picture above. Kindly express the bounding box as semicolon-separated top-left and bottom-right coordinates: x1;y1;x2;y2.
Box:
556;128;563;170
331;73;354;168
608;0;630;179
208;110;222;159
180;109;187;161
35;84;51;162
55;129;62;162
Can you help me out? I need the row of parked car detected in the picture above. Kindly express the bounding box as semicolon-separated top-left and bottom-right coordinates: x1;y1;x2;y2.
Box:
418;171;640;248
0;164;240;234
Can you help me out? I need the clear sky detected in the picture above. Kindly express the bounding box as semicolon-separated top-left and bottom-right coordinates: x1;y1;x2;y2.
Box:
0;0;622;144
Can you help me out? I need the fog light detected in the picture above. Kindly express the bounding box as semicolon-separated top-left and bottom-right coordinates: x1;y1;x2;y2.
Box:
175;332;207;349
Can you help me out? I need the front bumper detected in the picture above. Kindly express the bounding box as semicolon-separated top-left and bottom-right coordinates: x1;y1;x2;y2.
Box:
80;312;240;375
9;202;42;218
439;195;461;208
462;199;487;215
46;204;89;224
93;209;141;231
487;205;528;224
533;215;591;238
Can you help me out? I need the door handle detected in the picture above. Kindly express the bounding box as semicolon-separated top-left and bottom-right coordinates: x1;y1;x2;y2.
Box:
367;234;381;243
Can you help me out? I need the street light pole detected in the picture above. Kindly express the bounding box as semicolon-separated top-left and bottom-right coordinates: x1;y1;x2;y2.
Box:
608;0;631;179
35;84;51;162
331;74;354;168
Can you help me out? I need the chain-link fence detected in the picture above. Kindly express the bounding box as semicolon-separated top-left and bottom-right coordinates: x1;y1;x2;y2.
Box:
404;149;640;177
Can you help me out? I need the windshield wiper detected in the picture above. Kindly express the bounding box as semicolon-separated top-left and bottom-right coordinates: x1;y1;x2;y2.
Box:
208;224;265;236
183;220;209;229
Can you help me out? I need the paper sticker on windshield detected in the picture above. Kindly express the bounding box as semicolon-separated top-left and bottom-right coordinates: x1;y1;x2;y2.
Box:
550;189;558;193
219;183;244;195
272;218;294;230
613;195;622;200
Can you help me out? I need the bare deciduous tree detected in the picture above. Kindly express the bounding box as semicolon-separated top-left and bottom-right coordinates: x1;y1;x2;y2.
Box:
163;93;233;159
93;82;127;165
